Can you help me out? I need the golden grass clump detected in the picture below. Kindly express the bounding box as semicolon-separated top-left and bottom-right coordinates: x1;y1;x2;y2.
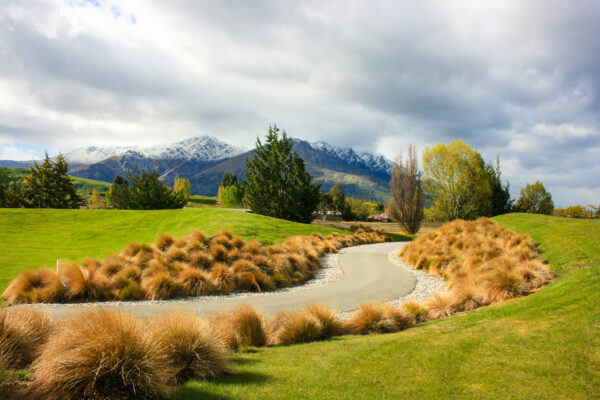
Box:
27;309;175;400
401;301;430;323
226;305;267;347
303;303;343;339
268;310;323;346
148;313;231;383
345;303;411;335
155;233;175;251
177;268;214;297
62;264;110;301
425;293;453;319
210;263;235;294
0;307;54;369
141;272;180;300
3;228;390;304
400;218;552;314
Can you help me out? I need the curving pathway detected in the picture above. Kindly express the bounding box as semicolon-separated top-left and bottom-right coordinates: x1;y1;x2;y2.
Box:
33;242;416;319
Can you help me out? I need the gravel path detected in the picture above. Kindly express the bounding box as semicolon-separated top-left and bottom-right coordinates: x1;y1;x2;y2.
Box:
24;242;445;319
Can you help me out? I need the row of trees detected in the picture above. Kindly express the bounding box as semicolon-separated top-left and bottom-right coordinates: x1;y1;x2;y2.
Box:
389;139;556;234
0;153;85;209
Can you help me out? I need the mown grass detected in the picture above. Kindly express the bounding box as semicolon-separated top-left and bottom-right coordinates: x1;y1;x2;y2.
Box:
174;213;600;399
0;209;343;293
187;195;218;208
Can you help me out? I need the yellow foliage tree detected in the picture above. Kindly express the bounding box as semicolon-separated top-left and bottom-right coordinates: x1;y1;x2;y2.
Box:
173;178;191;202
90;189;104;209
422;139;491;221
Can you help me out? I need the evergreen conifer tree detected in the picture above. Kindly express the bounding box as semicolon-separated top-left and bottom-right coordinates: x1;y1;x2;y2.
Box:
108;168;186;210
23;152;85;209
244;125;320;223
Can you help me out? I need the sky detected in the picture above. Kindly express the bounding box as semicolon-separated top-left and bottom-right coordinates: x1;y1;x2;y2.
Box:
0;0;599;207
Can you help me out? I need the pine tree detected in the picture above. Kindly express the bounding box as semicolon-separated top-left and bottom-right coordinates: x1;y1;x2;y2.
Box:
244;125;321;223
0;167;26;207
484;156;513;216
23;152;85;209
108;168;186;210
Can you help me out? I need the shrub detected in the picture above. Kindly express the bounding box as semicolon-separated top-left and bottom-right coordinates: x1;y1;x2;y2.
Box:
400;301;430;323
27;309;175;400
148;313;231;383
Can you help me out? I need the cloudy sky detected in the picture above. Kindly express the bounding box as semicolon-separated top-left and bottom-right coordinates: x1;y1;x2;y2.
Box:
1;0;599;206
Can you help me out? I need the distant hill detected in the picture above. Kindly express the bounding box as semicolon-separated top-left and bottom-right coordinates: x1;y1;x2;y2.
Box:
4;166;111;196
0;137;393;202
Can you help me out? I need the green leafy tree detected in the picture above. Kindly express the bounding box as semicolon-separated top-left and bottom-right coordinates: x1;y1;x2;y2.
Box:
422;139;491;220
484;156;513;216
389;145;424;234
173;177;191;202
108;168;186;210
244;125;321;223
329;183;348;221
0;167;26;207
220;185;244;208
516;181;554;215
23;153;85;209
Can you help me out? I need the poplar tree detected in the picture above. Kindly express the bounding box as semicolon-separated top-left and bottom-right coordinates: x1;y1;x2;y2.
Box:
244;125;321;223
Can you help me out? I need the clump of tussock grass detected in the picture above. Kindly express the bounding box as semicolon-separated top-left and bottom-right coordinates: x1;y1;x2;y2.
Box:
345;303;413;335
0;308;54;369
148;313;231;383
141;272;180;300
3;228;390;304
2;269;56;304
27;309;175;400
177;268;214;297
425;293;454;319
268;310;323;345
401;301;429;324
225;305;267;347
400;217;552;317
155;233;175;251
303;303;343;339
62;264;110;301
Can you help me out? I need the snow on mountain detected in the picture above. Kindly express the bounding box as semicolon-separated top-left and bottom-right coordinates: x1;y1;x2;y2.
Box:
308;140;393;175
65;136;246;164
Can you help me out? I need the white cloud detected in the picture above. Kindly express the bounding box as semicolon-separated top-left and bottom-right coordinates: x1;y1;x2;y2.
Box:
0;0;598;206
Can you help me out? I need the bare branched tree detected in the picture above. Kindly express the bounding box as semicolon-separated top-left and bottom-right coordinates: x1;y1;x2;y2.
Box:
389;145;424;234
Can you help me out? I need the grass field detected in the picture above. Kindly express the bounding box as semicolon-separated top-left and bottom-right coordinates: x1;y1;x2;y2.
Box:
187;195;218;208
0;208;342;293
172;213;599;399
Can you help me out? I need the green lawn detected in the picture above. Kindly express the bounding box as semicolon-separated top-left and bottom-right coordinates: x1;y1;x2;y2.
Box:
0;208;343;293
174;213;600;399
187;195;218;208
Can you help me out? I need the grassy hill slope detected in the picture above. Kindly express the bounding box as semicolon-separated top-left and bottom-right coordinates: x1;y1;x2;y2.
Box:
0;209;342;292
174;214;599;399
5;166;111;196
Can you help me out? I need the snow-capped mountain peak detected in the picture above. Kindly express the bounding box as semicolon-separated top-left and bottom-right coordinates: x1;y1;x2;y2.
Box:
64;136;246;164
308;140;393;174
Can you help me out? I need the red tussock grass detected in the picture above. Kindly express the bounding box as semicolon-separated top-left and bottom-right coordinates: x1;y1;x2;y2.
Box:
0;307;54;369
399;217;552;318
148;313;231;383
27;309;175;400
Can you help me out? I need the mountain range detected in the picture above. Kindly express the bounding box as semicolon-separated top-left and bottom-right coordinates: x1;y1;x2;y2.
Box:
0;136;393;202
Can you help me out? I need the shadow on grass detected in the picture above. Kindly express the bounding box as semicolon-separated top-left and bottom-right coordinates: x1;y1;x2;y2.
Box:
174;370;270;400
